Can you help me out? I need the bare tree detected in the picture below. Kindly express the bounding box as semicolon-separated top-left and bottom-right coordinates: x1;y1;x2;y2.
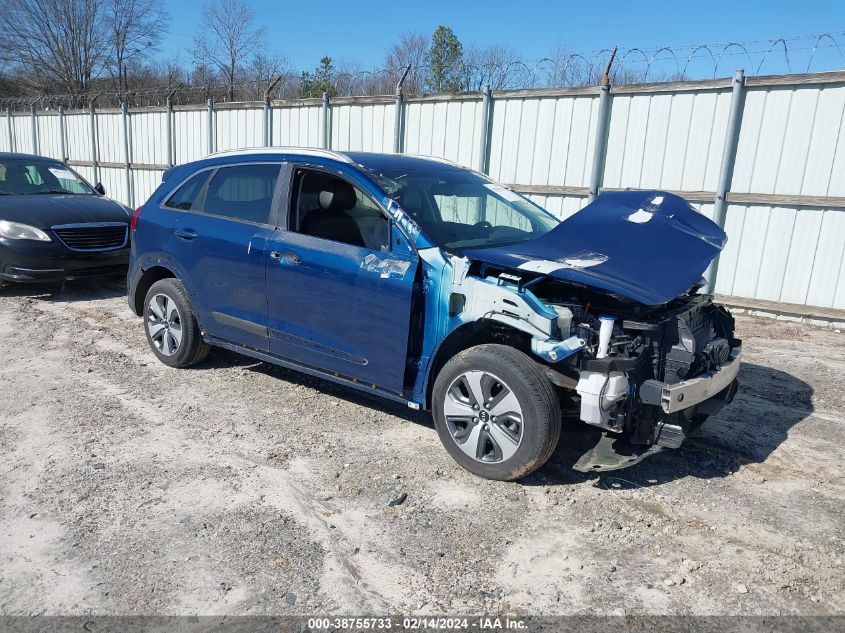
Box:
328;59;386;96
384;32;428;94
231;53;290;100
105;0;168;97
0;0;108;94
154;56;189;90
0;72;25;98
190;63;218;89
247;52;290;87
192;0;266;101
355;70;394;96
547;42;596;87
463;44;524;91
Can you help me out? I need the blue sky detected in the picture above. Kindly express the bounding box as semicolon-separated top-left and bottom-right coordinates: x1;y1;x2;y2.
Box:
160;0;845;77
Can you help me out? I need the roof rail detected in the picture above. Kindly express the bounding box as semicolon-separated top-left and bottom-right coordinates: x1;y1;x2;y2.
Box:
208;146;353;163
417;154;470;169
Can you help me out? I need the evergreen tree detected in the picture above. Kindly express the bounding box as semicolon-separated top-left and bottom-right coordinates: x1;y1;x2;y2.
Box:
428;26;464;93
300;56;336;98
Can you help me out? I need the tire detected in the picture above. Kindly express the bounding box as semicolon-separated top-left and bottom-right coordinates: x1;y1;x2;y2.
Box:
142;278;210;368
432;344;561;481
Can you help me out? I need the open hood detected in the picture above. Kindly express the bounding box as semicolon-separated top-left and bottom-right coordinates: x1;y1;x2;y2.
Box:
462;190;726;306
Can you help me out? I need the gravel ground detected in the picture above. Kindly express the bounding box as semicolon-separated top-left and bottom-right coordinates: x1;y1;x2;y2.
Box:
1;279;843;616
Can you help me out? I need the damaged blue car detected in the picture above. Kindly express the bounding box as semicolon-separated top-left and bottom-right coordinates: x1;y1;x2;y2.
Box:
128;149;741;480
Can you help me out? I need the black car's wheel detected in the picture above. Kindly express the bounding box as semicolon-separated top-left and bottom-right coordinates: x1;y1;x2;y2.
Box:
143;278;209;368
432;344;561;481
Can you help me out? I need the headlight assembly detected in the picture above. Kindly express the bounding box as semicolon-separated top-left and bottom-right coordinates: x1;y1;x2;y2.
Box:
0;220;52;242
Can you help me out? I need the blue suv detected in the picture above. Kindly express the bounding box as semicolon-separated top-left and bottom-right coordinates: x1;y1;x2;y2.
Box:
128;149;741;480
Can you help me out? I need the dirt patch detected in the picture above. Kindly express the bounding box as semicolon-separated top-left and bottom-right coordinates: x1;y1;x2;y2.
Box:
1;280;843;615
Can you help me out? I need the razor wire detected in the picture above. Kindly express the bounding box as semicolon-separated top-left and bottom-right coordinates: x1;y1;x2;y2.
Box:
1;31;844;111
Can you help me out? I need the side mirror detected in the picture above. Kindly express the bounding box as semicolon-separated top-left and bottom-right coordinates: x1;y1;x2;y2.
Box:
94;182;105;195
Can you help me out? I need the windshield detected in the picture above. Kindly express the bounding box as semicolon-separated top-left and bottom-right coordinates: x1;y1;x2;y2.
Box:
0;158;96;196
365;166;560;250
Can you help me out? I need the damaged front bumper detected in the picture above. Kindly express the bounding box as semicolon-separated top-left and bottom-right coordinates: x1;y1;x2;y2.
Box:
573;366;741;473
658;345;742;414
571;311;741;471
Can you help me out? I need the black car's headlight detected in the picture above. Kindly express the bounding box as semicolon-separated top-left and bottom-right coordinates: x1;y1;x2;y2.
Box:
0;220;52;242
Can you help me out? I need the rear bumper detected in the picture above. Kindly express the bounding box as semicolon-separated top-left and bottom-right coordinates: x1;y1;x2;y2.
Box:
659;345;742;414
0;241;130;283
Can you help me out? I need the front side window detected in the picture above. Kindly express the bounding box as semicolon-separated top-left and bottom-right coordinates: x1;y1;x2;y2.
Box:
363;166;559;251
203;164;280;224
291;170;389;251
0;159;95;196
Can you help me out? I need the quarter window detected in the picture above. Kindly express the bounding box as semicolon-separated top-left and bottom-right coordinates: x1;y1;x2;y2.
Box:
203;164;280;224
165;171;210;210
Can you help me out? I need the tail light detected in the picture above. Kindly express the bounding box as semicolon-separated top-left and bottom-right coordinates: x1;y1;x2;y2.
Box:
130;205;143;231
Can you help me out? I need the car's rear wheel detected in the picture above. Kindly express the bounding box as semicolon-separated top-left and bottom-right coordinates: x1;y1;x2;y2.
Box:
143;278;209;368
432;344;561;481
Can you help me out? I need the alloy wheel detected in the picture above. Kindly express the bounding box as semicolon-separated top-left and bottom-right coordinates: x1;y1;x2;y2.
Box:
443;370;524;463
147;293;183;357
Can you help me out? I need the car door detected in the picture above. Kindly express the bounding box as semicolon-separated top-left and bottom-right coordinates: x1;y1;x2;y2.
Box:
265;167;418;394
167;162;284;352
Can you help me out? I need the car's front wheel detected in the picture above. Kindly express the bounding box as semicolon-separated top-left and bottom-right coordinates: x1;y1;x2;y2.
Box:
143;278;209;368
432;344;561;481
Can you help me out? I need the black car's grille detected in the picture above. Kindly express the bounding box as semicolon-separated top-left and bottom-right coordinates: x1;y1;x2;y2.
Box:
52;223;128;252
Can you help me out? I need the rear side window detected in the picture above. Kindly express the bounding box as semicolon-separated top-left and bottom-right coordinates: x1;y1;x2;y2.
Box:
166;171;210;210
204;164;280;225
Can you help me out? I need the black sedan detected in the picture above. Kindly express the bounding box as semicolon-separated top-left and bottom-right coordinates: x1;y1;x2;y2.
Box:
0;153;131;283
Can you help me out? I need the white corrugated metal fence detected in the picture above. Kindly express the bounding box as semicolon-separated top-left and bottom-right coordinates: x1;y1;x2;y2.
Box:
3;70;844;311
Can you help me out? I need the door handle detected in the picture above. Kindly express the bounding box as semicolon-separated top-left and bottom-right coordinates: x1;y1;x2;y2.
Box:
174;228;198;241
270;250;301;265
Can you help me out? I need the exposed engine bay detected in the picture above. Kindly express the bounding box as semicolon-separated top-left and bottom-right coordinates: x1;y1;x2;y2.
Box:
446;256;742;471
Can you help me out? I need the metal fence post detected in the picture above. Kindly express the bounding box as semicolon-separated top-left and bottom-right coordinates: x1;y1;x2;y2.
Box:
321;92;330;149
263;97;271;147
58;106;67;162
89;95;100;184
588;87;612;201
393;64;411;154
588;48;616;202
264;76;281;147
166;91;175;167
393;88;404;153
30;105;38;154
705;68;747;294
267;102;275;146
6;108;14;152
121;102;133;207
207;97;215;154
477;84;493;173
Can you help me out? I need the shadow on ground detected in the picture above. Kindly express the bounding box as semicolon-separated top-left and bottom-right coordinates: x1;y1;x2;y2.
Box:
235;353;428;426
0;277;126;302
216;352;809;489
198;349;812;490
218;350;813;487
534;362;814;488
8;275;808;490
